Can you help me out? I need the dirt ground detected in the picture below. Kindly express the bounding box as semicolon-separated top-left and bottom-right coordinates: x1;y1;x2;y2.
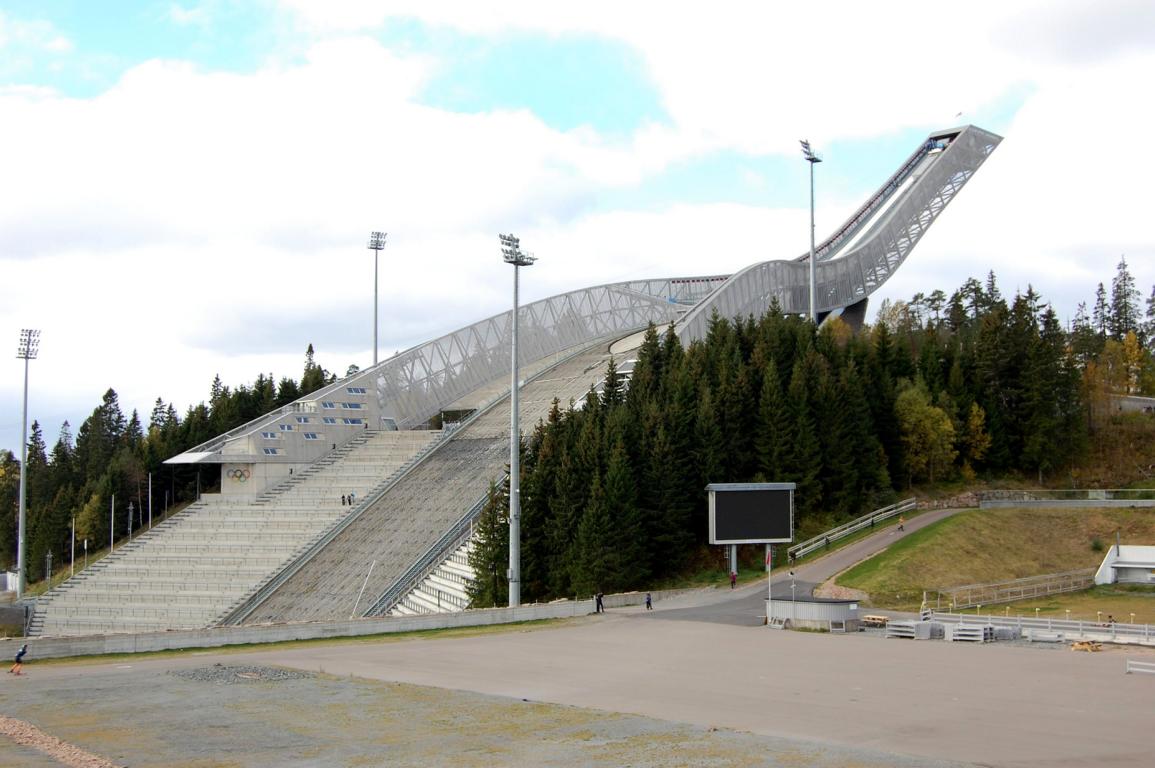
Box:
3;599;1153;767
2;650;960;768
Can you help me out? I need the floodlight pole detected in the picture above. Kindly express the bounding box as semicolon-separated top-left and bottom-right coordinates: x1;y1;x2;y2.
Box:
15;329;39;600
368;232;387;366
800;140;822;323
501;233;535;608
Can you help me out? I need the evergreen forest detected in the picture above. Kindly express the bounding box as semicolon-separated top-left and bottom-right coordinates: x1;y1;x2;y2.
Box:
465;259;1155;606
3;260;1155;599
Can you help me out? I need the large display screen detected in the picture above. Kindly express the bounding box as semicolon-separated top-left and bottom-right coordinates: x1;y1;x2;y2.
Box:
707;483;794;544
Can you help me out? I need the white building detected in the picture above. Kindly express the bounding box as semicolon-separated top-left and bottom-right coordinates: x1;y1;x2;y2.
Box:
1094;545;1155;585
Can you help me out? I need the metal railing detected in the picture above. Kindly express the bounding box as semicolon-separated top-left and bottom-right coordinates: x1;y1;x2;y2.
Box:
931;569;1096;611
215;335;602;627
1126;659;1155;674
930;610;1154;645
214;421;477;627
362;492;489;617
788;498;916;560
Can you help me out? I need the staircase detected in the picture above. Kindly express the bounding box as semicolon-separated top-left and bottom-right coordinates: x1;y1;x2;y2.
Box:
29;429;439;636
389;540;475;616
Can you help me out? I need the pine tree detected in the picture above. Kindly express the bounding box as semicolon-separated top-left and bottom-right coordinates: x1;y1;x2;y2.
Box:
1145;286;1155;348
783;361;822;519
300;344;327;394
602;436;645;584
754;361;786;479
466;480;509;608
572;473;622;596
639;424;695;577
626;324;663;409
276;377;301;408
1109;256;1141;340
601;357;624;408
694;386;725;489
1092;283;1109;336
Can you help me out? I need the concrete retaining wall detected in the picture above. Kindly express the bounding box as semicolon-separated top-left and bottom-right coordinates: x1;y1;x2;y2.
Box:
980;500;1155;509
4;599;596;661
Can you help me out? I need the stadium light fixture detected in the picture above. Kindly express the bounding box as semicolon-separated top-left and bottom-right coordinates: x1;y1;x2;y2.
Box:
368;231;387;366
500;233;535;608
15;328;40;600
800;139;822;323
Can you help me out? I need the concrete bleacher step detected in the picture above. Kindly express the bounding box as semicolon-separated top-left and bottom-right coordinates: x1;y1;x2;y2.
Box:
247;348;610;625
31;427;439;636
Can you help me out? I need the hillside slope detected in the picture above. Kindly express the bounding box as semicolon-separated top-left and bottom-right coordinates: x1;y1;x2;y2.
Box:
837;506;1155;607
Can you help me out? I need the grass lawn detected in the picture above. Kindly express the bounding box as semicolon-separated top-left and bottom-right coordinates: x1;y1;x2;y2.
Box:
837;506;1155;610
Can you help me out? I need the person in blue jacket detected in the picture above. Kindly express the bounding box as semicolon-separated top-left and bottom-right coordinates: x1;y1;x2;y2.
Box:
9;644;28;675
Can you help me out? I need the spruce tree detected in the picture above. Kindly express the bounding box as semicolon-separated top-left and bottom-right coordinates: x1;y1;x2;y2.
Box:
1092;283;1109;336
466;480;509;608
572;473;620;597
1109;256;1141;340
783;361;822;520
300;344;327;394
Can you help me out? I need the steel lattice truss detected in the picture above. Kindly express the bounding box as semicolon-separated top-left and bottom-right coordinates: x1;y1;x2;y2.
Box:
177;126;999;461
677;125;1001;343
358;275;726;429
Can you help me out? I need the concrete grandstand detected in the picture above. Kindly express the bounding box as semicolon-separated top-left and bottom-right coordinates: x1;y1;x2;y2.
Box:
29;124;1001;636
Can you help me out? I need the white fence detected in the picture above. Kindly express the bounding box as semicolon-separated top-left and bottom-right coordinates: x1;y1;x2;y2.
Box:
930;569;1097;611
931;611;1155;645
1125;659;1155;675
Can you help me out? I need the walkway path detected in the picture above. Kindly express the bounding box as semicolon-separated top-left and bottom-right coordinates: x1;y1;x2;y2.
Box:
645;506;968;626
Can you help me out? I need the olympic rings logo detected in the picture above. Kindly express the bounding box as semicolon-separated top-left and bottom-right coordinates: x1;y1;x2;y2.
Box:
228;468;251;482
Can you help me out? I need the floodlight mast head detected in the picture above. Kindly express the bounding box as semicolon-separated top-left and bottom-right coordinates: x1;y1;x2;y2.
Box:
500;233;536;267
367;231;387;251
17;329;39;360
800;139;822;164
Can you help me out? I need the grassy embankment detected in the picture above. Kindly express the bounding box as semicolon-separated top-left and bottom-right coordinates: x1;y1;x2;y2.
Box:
837;506;1155;620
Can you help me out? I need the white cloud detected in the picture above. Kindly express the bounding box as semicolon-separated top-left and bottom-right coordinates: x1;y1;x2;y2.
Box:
168;4;210;27
3;2;1155;454
0;11;74;58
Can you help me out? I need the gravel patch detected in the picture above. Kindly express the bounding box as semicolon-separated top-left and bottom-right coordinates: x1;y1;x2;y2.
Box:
0;715;121;768
169;663;314;684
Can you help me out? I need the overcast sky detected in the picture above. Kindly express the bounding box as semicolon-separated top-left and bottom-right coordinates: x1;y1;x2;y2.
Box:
2;0;1154;456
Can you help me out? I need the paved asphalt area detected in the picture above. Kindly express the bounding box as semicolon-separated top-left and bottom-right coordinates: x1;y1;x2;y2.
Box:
5;508;1153;767
651;508;964;626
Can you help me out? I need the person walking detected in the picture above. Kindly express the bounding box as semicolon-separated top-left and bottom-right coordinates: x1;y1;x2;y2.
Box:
644;593;652;610
897;515;905;532
595;591;604;613
730;571;737;589
9;644;27;676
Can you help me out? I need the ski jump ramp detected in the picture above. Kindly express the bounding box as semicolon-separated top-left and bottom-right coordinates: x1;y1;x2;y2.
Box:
32;126;999;635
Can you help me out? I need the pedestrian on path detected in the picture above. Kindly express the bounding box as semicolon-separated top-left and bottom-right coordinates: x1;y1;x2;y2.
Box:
645;593;652;610
341;494;347;506
729;571;737;589
595;592;604;613
8;644;27;676
897;515;905;532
